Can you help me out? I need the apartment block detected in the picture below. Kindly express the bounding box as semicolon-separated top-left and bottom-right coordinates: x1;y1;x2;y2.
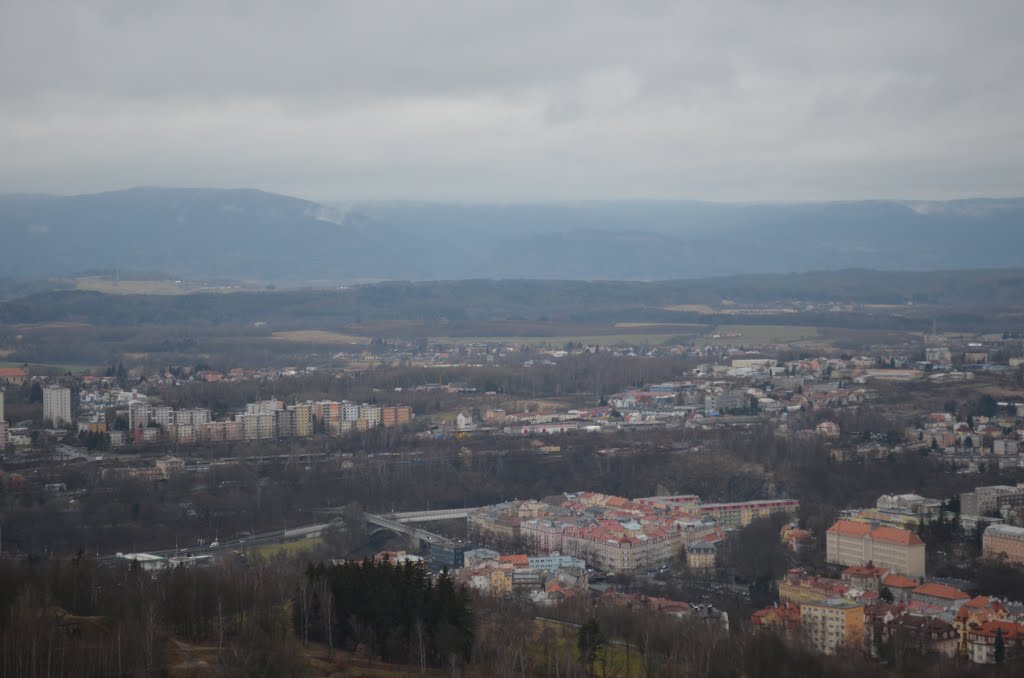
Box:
43;386;72;427
801;599;865;655
290;403;313;436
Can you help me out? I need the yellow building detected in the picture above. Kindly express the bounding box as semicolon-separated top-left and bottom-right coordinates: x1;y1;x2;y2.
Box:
801;599;865;655
291;403;314;437
488;568;513;597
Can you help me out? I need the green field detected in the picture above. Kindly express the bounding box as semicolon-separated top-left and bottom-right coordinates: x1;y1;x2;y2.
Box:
707;324;820;345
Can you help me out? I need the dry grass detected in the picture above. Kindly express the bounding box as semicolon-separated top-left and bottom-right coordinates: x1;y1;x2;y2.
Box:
662;303;717;314
706;324;820;345
271;330;372;345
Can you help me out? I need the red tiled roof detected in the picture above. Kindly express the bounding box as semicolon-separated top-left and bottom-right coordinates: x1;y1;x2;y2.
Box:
0;367;28;378
843;564;889;577
882;574;918;589
912;583;969;601
827;520;924;546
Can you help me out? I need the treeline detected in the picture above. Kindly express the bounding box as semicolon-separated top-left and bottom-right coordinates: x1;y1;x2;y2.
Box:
302;559;473;670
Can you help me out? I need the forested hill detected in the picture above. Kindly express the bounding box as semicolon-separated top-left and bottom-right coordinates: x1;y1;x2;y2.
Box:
2;269;1024;328
2;188;1024;281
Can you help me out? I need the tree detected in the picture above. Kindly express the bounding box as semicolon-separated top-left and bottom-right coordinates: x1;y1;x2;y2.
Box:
577;618;604;670
879;586;894;603
995;627;1005;664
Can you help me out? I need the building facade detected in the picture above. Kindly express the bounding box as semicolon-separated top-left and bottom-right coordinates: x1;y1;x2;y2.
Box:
43;386;72;427
982;524;1024;564
800;599;865;655
826;520;925;578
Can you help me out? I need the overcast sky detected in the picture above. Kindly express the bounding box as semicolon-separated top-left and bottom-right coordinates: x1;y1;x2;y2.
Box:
2;1;1022;202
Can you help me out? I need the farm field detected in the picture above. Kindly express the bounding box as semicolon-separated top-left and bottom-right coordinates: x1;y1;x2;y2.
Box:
271;330;373;345
707;324;820;345
74;276;244;295
0;360;99;374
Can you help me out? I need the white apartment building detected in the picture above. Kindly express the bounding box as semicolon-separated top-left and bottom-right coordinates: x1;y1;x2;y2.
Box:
43;386;72;427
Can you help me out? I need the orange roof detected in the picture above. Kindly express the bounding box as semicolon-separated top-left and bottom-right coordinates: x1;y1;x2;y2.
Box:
498;554;529;567
0;367;28;378
606;497;628;508
882;574;918;589
827;520;924;546
969;620;1024;641
966;596;992;609
843;564;888;577
912;583;969;600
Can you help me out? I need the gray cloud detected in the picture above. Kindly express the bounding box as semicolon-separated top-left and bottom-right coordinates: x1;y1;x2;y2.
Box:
1;0;1022;201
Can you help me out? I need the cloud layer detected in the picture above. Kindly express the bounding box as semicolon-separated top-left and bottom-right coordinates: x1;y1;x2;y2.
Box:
2;1;1022;201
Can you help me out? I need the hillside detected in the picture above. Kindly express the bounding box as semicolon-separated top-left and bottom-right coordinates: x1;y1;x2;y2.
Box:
2;188;1024;281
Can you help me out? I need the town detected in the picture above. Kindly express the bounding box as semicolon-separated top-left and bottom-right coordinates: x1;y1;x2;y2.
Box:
3;314;1024;673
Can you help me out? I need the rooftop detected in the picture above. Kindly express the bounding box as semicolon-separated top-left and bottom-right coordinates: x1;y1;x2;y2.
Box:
827;520;925;546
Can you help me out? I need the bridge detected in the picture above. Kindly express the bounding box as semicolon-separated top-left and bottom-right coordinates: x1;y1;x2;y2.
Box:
365;514;457;547
384;508;474;523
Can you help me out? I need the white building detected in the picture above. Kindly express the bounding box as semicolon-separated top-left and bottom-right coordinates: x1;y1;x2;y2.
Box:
43;386;72;427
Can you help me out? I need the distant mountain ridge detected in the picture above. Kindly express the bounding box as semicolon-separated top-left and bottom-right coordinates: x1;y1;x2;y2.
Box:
1;187;1023;281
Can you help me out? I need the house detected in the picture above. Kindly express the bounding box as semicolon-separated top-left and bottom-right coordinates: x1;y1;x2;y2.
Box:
0;367;28;385
966;620;1024;664
881;574;918;600
910;583;971;610
841;563;888;591
876;613;958;658
751;603;801;639
686;541;717;571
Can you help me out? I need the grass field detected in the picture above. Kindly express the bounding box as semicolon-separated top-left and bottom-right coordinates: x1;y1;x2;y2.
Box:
707;324;820;345
661;303;717;314
613;322;707;329
430;333;689;347
271;330;373;345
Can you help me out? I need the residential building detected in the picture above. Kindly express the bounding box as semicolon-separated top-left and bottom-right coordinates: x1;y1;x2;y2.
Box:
801;599;865;655
751;603;801;639
966;620;1024;664
911;583;971;610
696;499;799;529
382;405;412;427
686;541;717;571
0;421;8;447
841;563;888;591
0;390;4;421
826;520;925;578
982;524;1024;564
43;385;72;427
151;406;174;428
290;403;313;436
872;614;958;659
0;367;28;385
128;401;152;430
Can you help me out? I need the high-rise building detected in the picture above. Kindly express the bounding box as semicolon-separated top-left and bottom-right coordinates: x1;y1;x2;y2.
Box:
43;386;72;427
128;401;152;430
290;403;313;436
0;389;5;422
